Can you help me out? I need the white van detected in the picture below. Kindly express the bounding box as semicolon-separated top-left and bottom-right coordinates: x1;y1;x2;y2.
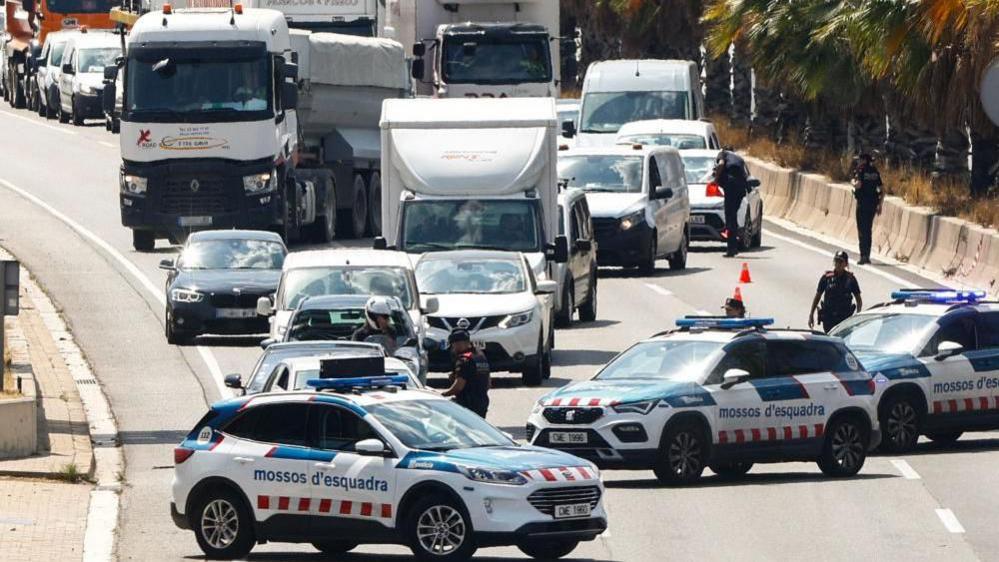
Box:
566;59;705;147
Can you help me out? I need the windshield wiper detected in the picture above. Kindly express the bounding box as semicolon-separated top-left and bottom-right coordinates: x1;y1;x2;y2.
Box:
408;242;455;251
579;128;607;134
419;445;456;452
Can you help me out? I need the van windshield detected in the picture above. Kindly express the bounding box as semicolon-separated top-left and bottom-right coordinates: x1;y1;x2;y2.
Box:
558;155;643;193
580;91;689;134
401;199;542;253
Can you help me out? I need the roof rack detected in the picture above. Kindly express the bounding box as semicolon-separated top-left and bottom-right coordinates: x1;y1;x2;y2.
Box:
307;375;410;394
675;316;774;332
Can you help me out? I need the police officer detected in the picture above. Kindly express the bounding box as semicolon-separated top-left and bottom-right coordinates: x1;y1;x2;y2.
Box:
808;251;863;333
851;153;884;264
441;330;491;418
723;297;746;318
713;149;749;258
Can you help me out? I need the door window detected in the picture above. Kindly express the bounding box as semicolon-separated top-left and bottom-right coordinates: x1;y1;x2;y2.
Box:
976;312;999;349
707;339;767;384
921;315;977;357
578;198;593;239
768;341;851;375
569;203;580;242
647;156;662;191
223;403;309;446
308;405;380;452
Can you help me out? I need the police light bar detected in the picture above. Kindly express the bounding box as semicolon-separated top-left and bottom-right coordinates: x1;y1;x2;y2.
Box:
890;288;986;304
306;375;409;391
675;316;774;329
320;356;385;379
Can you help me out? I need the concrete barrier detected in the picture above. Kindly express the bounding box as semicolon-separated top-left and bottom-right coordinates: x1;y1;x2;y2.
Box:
892;206;936;264
746;158;797;218
0;397;37;459
825;183;857;242
968;231;999;295
954;225;998;290
917;216;968;277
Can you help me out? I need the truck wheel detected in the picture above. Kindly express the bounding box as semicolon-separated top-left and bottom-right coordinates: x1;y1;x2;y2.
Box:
132;230;155;252
367;171;382;236
405;494;476;562
341;174;367;239
668;231;688;270
518;539;579;559
308;175;336;243
578;273;597;322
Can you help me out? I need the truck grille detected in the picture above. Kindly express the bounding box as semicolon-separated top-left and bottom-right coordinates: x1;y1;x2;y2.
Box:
160;176;232;215
527;486;601;516
542;407;603;424
592;218;619;241
209;293;265;308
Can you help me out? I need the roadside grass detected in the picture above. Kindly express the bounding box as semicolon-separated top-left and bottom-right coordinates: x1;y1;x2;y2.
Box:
712;115;999;229
57;463;84;483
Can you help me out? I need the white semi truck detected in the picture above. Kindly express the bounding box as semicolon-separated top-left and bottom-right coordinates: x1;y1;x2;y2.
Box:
380;0;560;98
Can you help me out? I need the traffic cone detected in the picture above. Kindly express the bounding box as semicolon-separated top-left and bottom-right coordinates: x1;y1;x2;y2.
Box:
733;286;743;302
739;262;752;284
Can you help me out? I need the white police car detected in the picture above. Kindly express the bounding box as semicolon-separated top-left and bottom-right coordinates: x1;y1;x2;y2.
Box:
527;317;881;484
830;289;999;452
172;376;607;560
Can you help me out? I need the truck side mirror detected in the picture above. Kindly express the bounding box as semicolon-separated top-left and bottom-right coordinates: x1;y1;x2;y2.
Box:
62;63;75;75
561;119;576;138
411;59;425;81
412;42;426;57
103;65;118;80
284;62;298;81
548;235;569;264
281;82;297;110
373;236;387;250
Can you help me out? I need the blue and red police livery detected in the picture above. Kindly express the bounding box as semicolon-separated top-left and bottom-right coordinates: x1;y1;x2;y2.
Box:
171;375;606;561
526;317;881;484
831;289;999;452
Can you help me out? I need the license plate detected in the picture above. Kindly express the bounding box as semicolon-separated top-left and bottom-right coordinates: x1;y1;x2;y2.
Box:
690;215;706;224
554;503;591;519
179;216;213;227
217;308;257;319
549;432;587;444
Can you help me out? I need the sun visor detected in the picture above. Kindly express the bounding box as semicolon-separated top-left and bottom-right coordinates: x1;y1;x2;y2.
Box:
390;127;548;196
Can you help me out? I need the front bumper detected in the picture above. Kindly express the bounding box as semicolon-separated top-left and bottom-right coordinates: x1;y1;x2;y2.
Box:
527;409;662;469
591;217;653;267
169;295;270;336
425;320;540;373
120;159;281;238
476;518;607;547
73;91;103;119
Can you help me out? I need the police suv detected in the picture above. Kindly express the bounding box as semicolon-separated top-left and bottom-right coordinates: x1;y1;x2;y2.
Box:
830;289;999;452
527;317;881;484
172;368;607;560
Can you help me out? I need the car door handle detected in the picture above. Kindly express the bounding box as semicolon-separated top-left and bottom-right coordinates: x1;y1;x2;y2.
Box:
314;462;336;470
233;457;254;464
823;384;839;390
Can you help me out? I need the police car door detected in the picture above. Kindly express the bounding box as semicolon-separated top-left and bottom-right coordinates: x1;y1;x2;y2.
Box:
705;339;768;448
306;403;398;533
221;402;313;538
974;311;999;417
765;339;847;445
920;312;981;418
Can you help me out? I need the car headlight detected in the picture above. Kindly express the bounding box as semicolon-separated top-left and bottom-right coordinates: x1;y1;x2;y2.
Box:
458;465;528;486
121;175;147;196
619;210;645;231
243;172;276;195
170;288;204;303
612;400;658;415
499;310;533;329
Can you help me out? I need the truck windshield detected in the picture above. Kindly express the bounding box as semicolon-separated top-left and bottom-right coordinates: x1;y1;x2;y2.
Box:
77;48;120;74
580;91;689;134
442;35;551;84
558;155;644;193
126;51;271;119
46;0;116;14
401;200;542;253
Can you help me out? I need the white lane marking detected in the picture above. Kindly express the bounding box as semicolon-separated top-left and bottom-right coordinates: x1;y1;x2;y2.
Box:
0;108;77;135
0;177;230;399
889;459;921;480
98;141;116;148
644;283;672;297
935;508;966;533
762;228;913;286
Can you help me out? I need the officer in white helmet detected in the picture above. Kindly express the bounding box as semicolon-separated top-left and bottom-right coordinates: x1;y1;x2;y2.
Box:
352;296;399;354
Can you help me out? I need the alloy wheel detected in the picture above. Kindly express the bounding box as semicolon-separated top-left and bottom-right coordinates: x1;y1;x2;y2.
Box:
201;499;239;550
416;505;466;556
831;422;864;471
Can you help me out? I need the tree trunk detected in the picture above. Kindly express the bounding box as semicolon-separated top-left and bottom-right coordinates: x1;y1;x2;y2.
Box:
704;49;730;117
575;1;622;78
970;129;998;197
752;78;781;139
849;106;887;156
559;2;579;92
803;103;847;153
887;109;937;170
730;41;752;125
934;127;970;181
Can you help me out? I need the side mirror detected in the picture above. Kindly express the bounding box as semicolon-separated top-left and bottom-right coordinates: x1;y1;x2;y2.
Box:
103;65;118;80
935;341;964;361
158;258;175;270
411;58;425;81
281;82;297;111
721;368;750;389
561;119;576;138
412;42;426;57
62;63;74;75
223;374;243;389
655;186;674;200
373;236;388;250
575;238;592;252
748;177;761;188
355;438;391;457
259;337;276;350
548;235;569;264
420;296;439;315
536;280;558;295
256;296;274;316
284;62;298;81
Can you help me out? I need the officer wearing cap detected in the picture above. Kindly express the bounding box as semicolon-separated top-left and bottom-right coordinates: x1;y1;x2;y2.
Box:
851;153;884;264
808;251;863;333
441;330;491;418
723;297;746;318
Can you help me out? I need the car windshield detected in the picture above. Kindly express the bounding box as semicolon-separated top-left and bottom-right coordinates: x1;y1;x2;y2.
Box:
596;340;725;382
287;308;413;342
78;47;120;73
558;155;643;193
401;199;542;253
180;239;285;270
417;258;526;295
681;155;717;184
829;313;936;354
442;35;551;84
580;91;689;134
366;399;514;451
278;267;414;310
246;346;382;394
619;133;706;150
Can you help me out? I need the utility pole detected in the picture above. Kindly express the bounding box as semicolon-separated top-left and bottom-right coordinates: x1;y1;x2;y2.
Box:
1;261;20;393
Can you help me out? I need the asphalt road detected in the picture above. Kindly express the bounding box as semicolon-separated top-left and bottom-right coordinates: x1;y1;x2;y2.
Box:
0;106;995;562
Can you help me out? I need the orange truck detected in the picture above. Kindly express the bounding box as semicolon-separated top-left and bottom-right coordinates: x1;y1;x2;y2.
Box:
2;0;113;107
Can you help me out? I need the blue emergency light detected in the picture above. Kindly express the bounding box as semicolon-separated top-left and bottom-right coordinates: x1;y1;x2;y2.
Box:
306;375;410;391
890;288;986;304
675;316;774;329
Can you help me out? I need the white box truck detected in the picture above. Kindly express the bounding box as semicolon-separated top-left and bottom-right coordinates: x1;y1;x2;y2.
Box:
380;0;559;98
245;0;378;35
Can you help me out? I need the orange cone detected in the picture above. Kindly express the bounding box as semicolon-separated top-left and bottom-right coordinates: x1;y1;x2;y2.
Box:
733;286;743;302
739;262;752;284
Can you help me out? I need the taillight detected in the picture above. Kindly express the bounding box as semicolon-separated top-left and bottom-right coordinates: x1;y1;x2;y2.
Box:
706;182;724;197
867;378;876;394
174;447;195;464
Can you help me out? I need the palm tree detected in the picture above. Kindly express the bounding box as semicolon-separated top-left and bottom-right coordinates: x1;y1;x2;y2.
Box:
704;48;731;116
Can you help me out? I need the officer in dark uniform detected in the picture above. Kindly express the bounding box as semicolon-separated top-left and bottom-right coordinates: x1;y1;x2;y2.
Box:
808;251;863;333
851;153;884;264
441;330;491;418
713;149;749;257
723;297;746;318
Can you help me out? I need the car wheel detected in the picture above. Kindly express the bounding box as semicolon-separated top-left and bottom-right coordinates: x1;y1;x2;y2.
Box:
668;230;688;270
818;415;868;477
926;431;963;445
191;488;255;560
879;394;922;453
518;539;579;560
578;273;597;322
709;462;753;478
312;540;358;555
555;281;573;327
132;230;155;252
653;421;706;485
738;210;751;251
71;97;84;126
406;494;476;562
521;335;544;387
751;203;763;248
367;171;382;236
58;101;69;123
638;233;657;275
